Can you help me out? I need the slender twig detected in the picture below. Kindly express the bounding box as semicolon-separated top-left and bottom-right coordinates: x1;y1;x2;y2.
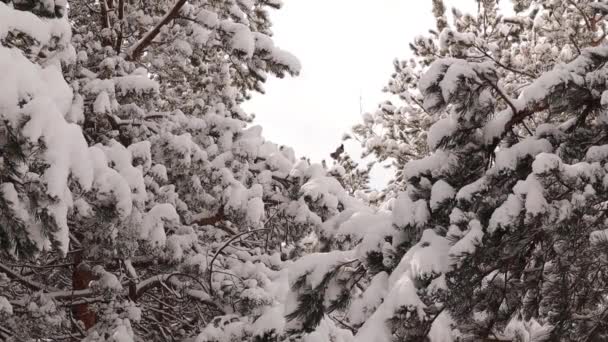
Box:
482;75;518;116
207;228;269;296
125;0;187;60
475;46;536;79
567;0;593;32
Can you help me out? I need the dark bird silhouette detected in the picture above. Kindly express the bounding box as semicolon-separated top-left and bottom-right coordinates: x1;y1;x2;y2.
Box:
330;144;344;160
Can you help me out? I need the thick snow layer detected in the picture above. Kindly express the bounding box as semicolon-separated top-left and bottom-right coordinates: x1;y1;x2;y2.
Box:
93;91;111;114
253;306;286;337
513;175;548;216
335;211;397;258
101;141;147;206
428;311;456;342
91;265;123;291
439;60;477;102
221;21;255;58
288;250;355;289
141;203;179;246
128;141;152;171
389;229;451;284
403;149;458;180
196;9;219;28
430;180;455;210
0;18;95;253
532;152;562;174
428;116;458;150
449;220;484;259
483;108;513;143
89;146;133;218
504;317;552;342
484;45;608;142
488;194;523;233
494;138;553;171
246;197;265;224
111;320;135;342
336;211;393;239
355;274;428;342
302;316;353;342
353;302;391;342
419;58;455;96
347;272;389;325
114;74;159;96
271;47;302;74
456;176;488;202
0;2;72;49
301;171;366;212
586;144;608;163
392;193;430;228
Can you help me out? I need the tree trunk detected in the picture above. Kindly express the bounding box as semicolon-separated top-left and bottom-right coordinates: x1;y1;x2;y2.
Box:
72;251;96;330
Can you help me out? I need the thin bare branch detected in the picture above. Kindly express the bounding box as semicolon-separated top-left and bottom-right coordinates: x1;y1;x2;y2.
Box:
125;0;187;60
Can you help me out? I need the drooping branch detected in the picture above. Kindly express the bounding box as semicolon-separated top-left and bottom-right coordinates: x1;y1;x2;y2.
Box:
207;228;270;296
0;262;59;292
125;0;187;60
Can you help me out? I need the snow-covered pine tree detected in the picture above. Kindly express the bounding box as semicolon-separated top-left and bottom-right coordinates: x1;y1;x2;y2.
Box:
287;1;608;341
0;1;374;341
0;0;144;337
351;0;606;198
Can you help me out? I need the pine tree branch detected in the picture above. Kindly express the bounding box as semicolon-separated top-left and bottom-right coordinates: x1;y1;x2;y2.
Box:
4;262;73;269
486;46;608;150
329;314;357;335
569;35;582;56
191;206;226;227
567;0;593;32
0;262;59;292
580;305;608;342
565;104;594;133
475;46;536;79
131;273;223;312
207;228;270;296
482;75;518;116
8;271;221;311
125;0;187;60
0;325;14;337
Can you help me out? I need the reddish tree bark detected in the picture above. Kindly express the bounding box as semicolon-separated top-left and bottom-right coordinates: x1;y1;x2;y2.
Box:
72;251;96;330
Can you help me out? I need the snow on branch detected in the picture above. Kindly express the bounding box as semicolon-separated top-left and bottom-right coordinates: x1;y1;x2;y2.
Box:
484;45;608;144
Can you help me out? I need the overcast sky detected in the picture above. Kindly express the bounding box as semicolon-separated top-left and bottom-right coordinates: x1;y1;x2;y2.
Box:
245;0;478;188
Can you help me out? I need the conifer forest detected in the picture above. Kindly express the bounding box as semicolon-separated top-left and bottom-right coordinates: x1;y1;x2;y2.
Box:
4;0;608;341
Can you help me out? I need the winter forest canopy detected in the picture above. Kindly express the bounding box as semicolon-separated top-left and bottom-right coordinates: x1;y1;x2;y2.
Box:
5;0;608;341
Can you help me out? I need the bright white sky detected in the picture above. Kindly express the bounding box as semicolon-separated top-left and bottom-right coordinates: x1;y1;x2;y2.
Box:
245;0;478;188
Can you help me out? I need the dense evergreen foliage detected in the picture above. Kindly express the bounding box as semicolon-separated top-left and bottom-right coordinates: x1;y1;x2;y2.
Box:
3;0;608;341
